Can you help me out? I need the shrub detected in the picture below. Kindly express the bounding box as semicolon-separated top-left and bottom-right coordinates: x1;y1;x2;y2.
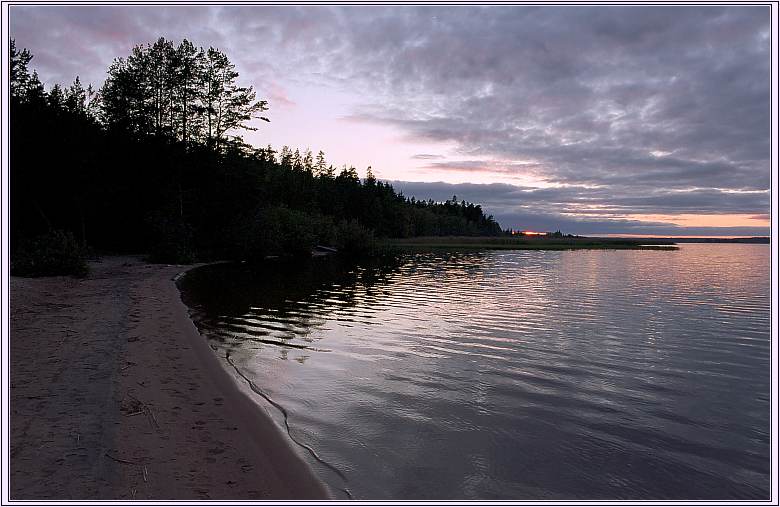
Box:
308;213;338;248
232;206;319;261
261;206;317;258
12;229;89;277
146;214;195;264
228;208;377;261
336;219;377;257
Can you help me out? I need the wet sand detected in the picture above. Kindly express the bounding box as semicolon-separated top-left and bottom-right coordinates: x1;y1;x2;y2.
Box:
10;256;328;500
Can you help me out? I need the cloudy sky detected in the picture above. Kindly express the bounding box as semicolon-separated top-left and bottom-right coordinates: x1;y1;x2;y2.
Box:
10;5;771;236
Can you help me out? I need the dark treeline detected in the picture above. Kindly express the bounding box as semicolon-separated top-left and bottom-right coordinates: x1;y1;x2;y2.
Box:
11;38;502;274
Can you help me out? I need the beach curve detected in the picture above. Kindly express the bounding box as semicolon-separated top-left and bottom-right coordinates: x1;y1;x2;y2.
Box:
10;255;329;500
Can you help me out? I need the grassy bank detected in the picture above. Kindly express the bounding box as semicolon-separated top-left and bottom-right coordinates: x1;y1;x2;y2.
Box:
386;236;679;251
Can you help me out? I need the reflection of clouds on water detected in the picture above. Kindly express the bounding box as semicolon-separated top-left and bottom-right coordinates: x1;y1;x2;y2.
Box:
180;245;770;500
181;255;424;366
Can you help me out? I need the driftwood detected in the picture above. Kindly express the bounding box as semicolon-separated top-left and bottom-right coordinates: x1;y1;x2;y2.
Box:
104;452;140;466
126;393;160;430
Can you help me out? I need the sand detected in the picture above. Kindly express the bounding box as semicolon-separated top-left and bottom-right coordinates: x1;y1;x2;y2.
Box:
10;256;329;500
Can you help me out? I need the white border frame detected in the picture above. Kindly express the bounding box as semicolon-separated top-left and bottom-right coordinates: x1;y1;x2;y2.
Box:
0;2;776;506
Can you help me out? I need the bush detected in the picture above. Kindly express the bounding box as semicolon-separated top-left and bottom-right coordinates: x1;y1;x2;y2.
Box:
261;206;318;258
12;229;89;277
308;213;338;247
227;208;378;261
336;219;377;257
231;206;319;261
146;214;195;264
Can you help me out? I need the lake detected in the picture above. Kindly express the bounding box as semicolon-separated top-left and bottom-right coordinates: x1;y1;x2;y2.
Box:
178;244;770;499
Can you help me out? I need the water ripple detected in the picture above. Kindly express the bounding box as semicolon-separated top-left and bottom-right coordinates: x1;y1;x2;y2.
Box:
180;244;770;500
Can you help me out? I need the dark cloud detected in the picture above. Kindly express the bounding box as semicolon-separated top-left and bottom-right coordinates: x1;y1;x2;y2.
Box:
9;5;771;235
341;6;770;194
390;181;769;214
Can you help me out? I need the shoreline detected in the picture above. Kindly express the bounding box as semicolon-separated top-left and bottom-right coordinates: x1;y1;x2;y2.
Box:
10;256;329;500
386;236;679;251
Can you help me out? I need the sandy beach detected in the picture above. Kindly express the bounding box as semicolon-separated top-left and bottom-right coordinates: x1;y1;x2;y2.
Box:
10;256;328;500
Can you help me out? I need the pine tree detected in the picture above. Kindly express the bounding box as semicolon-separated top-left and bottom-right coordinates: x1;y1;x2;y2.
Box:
48;84;64;110
101;56;146;135
174;39;202;146
315;150;327;176
65;77;87;114
264;144;277;164
99;38;268;147
148;38;176;136
202;47;269;149
26;71;46;105
10;39;33;101
365;166;376;185
292;148;302;171
302;149;314;174
279;146;292;167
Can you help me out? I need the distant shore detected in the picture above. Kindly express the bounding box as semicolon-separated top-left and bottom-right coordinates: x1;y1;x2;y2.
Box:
388;236;679;251
10;256;328;500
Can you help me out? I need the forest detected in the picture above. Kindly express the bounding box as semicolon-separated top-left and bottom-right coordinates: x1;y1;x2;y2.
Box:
10;38;503;275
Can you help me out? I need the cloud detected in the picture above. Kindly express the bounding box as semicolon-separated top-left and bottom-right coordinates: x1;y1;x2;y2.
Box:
338;6;769;194
410;154;445;160
389;180;770;235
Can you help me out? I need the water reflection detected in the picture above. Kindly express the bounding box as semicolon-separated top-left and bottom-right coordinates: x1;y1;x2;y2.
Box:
181;255;410;362
180;245;770;500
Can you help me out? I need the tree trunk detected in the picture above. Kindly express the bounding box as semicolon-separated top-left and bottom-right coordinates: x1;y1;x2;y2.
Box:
32;199;52;230
79;205;87;247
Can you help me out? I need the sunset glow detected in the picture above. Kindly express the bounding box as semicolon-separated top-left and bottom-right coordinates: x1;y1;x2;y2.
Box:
624;214;771;229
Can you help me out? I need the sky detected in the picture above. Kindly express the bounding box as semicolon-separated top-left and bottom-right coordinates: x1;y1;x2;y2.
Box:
10;5;772;236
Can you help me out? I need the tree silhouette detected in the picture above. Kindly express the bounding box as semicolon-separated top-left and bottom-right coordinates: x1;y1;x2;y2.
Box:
10;38;504;273
100;38;268;148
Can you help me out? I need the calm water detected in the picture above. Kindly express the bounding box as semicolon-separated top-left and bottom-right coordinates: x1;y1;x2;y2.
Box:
179;244;770;499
